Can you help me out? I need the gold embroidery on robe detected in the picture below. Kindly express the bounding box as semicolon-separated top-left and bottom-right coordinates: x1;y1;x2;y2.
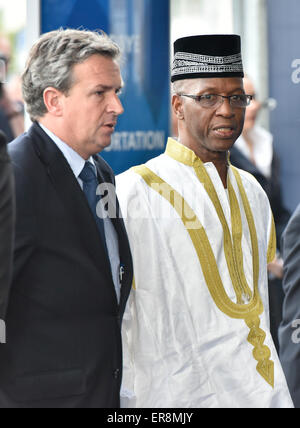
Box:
132;143;275;388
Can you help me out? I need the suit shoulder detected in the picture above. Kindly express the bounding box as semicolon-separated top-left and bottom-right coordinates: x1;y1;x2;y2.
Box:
8;132;35;165
283;203;300;238
290;203;300;222
7;132;42;195
94;154;115;183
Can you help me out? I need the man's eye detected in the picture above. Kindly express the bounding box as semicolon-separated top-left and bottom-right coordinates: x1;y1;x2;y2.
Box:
202;94;214;100
231;95;243;100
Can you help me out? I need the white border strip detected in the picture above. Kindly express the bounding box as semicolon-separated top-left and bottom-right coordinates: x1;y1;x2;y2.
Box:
26;0;41;52
25;0;41;129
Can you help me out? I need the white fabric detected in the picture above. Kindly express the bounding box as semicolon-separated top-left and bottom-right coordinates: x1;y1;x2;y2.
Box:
116;146;293;408
234;125;273;178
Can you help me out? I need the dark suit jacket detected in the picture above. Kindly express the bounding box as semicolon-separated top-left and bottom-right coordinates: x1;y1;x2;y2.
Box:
0;122;133;408
0;109;14;143
279;204;300;407
0;134;14;321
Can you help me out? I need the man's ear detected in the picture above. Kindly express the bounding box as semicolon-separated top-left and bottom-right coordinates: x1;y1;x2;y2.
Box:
172;93;184;120
43;87;64;117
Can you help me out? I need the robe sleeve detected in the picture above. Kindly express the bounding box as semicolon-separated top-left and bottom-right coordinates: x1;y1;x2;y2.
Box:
267;212;277;264
120;289;137;408
116;172;138;407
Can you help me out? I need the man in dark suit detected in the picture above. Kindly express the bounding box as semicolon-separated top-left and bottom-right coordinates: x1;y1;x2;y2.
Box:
0;29;133;408
0;130;14;331
279;204;300;407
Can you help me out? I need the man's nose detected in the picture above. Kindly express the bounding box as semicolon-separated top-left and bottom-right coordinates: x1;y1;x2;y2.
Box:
107;93;124;116
215;98;235;117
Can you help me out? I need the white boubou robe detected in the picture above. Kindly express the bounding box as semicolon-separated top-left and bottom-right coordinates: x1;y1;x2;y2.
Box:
116;138;293;408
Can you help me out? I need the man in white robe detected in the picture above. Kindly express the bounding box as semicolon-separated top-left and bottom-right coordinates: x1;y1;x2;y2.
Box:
116;35;293;408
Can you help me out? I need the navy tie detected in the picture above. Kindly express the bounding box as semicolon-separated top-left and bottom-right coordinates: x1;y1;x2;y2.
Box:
79;162;108;255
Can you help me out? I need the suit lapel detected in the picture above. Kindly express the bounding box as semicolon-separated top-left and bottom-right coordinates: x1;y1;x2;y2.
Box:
94;156;133;314
29;123;114;287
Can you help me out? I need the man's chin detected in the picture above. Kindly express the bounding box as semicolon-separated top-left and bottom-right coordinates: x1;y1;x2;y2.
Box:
212;138;236;152
94;138;113;153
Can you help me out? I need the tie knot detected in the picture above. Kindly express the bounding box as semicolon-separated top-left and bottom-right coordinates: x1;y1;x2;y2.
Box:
79;162;97;183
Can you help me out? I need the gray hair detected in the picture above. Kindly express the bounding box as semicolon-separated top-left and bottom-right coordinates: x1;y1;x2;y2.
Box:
22;28;121;121
171;80;189;95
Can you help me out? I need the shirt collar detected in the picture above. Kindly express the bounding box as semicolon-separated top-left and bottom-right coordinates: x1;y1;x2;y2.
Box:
39;123;95;178
165;137;231;167
165;137;202;167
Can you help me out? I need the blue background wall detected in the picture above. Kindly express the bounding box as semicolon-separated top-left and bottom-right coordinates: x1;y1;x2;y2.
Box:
268;0;300;212
41;0;170;174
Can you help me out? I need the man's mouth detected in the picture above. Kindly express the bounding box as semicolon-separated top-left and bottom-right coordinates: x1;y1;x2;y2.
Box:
211;125;236;138
103;122;117;131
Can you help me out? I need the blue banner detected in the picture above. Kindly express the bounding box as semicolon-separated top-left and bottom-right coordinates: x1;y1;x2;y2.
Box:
267;0;300;211
41;0;170;174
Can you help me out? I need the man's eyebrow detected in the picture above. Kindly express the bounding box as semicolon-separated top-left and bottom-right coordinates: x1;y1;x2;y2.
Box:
94;83;124;91
197;86;244;93
198;86;218;92
94;84;113;90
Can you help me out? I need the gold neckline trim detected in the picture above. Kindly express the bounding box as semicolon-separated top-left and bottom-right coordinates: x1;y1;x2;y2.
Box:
165;137;231;172
165;138;199;166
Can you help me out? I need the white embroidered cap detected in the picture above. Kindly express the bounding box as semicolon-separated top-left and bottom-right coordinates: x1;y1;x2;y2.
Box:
171;34;244;82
